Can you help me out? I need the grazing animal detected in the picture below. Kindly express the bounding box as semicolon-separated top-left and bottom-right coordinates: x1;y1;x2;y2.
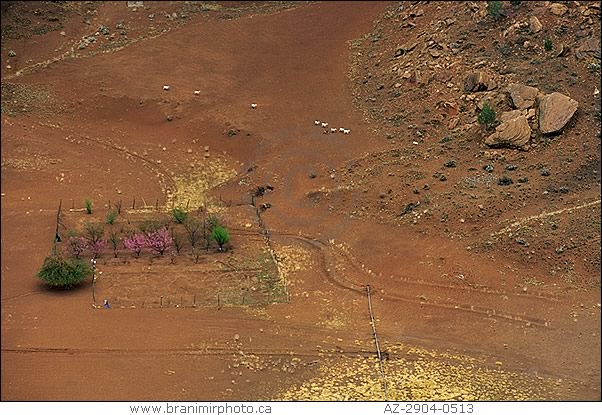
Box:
314;120;321;125
194;90;200;95
339;127;345;132
323;130;328;134
163;85;170;90
251;103;258;109
343;129;350;135
321;122;328;128
330;128;337;133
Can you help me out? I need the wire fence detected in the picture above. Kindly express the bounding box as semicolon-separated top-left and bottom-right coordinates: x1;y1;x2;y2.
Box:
55;190;289;310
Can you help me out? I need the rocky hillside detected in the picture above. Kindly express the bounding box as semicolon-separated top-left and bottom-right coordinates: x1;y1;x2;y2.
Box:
336;1;601;289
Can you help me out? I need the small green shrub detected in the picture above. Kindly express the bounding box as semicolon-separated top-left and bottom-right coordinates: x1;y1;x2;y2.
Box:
106;210;118;225
544;38;553;51
478;103;497;130
84;198;92;214
37;255;92;289
172;207;188;224
510;1;521;6
487;1;503;18
212;226;230;251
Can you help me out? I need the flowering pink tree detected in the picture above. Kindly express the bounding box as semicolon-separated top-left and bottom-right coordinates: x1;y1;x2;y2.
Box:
146;227;173;256
66;236;88;258
124;233;147;257
88;239;108;259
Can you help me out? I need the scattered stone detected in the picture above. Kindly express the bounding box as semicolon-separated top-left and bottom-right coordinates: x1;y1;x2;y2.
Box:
308;170;317;179
485;115;531;150
538;92;578;134
529;16;543;33
516;238;529;246
507;84;539;110
549;3;568;16
166;115;173;121
484;164;495;173
234;334;240;341
187;148;192;154
498;176;513;186
506;164;518;171
540;168;550;176
99;26;110;35
575;38;601;60
559;186;569;193
394;42;418;57
464;71;497;92
8;50;16;57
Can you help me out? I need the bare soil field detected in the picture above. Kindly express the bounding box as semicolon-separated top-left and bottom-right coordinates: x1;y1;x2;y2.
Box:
1;1;600;401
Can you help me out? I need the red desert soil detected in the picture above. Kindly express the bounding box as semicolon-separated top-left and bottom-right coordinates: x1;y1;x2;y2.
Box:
1;1;600;401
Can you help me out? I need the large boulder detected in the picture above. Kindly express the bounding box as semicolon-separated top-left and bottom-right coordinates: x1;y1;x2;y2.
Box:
464;71;497;92
485;115;531;150
507;83;540;109
538;92;578;134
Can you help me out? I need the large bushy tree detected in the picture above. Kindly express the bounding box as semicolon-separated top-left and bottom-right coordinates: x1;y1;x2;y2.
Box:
37;255;92;289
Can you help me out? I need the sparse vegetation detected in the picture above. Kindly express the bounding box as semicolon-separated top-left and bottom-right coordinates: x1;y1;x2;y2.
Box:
212;226;230;251
478;103;496;130
486;1;503;18
544;38;553;52
37;254;92;289
172;207;188;224
84;198;92;214
106;210;118;225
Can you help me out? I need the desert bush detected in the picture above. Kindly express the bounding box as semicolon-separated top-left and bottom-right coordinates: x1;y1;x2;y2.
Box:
66;236;88;259
183;218;203;248
172;207;188;224
37;255;92;289
84;222;105;244
84;198;92;214
138;218;162;236
106;210;118;225
108;230;121;258
544;38;553;51
478;103;496;130
171;230;185;254
212;226;230;251
487;1;503;18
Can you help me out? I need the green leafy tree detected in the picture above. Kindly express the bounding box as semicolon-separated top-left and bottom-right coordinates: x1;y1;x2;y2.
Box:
478;103;497;130
212;226;230;251
37;255;92;289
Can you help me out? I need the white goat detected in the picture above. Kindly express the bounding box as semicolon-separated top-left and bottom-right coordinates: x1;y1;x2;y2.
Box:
194;90;200;95
314;120;321;125
343;129;350;135
330;128;337;133
321;122;328;128
339;127;345;132
251;103;258;109
163;85;170;90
